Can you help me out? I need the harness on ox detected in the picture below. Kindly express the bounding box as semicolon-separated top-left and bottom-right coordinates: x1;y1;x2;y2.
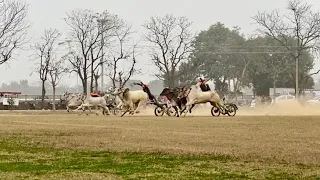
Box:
90;92;101;97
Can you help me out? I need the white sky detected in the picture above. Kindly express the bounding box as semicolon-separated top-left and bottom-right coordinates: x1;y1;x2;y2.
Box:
1;0;320;86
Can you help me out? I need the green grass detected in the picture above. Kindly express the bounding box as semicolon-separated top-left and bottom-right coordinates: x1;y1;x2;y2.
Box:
0;137;319;179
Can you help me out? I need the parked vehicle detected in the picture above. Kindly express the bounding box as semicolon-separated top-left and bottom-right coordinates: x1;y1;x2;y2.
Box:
271;94;295;104
306;96;320;106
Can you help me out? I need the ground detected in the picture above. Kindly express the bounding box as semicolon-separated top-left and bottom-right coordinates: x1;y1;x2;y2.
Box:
0;110;320;179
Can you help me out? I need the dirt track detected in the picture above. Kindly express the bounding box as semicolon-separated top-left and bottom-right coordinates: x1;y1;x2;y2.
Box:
1;109;320;165
2;100;320;116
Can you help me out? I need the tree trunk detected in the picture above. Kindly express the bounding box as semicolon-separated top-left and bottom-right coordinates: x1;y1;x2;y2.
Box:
165;76;176;88
52;85;56;111
90;76;94;93
273;75;276;101
233;78;237;92
164;70;177;88
41;80;46;110
118;73;123;88
82;79;87;94
95;78;98;92
82;70;88;94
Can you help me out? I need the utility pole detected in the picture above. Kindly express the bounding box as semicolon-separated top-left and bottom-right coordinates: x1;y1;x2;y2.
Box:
294;35;300;98
295;50;299;98
97;18;105;90
100;24;104;90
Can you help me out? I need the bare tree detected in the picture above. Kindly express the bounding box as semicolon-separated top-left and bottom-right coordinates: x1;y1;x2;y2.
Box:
32;29;61;109
93;70;100;92
106;23;138;88
253;0;320;97
265;54;290;100
0;0;29;65
143;14;193;87
63;9;122;94
48;58;66;110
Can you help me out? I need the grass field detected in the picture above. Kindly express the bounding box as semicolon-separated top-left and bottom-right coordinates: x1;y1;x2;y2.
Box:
0;112;320;179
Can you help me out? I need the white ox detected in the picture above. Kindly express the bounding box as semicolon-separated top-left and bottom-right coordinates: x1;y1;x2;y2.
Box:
62;92;87;113
74;93;110;115
178;85;224;117
115;87;148;117
106;87;123;110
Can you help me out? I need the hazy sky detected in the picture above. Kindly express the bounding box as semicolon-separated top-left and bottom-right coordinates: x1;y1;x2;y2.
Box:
1;0;320;87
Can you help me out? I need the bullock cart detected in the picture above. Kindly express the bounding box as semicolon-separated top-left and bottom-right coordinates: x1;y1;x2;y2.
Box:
152;101;177;117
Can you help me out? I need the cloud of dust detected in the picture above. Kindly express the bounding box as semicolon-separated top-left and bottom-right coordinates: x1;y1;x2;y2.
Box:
240;100;320;116
135;100;320;116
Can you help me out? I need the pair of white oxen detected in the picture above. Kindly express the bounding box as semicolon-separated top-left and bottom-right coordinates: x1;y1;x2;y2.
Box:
175;84;225;116
62;84;224;117
62;87;149;116
62;92;111;115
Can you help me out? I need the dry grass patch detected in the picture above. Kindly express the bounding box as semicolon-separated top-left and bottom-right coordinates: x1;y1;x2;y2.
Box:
1;114;320;164
0;114;320;179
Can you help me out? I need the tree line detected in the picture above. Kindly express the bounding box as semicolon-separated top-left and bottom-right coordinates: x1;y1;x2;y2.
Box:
0;0;320;109
0;79;165;97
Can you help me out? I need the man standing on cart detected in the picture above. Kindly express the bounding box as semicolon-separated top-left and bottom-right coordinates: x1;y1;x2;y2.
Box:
198;77;211;92
133;82;163;108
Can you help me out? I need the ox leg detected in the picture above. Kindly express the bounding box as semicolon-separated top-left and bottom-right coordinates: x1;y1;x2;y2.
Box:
84;106;90;116
121;104;132;117
121;110;129;117
183;101;195;117
189;104;195;113
78;104;91;116
130;103;137;114
183;105;190;117
86;105;94;115
128;102;135;115
94;105;107;116
95;105;100;115
180;107;185;115
73;105;83;112
79;106;85;116
121;105;130;117
133;101;142;114
178;102;185;115
179;102;185;115
116;103;122;110
173;106;180;117
101;105;110;115
179;103;194;114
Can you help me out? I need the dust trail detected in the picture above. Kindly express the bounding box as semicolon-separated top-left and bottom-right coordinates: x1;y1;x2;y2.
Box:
135;100;320;116
1;100;320;116
239;100;320;116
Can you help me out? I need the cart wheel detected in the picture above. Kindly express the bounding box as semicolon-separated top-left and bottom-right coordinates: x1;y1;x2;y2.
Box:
211;106;220;117
154;106;165;116
226;105;237;116
166;106;177;116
